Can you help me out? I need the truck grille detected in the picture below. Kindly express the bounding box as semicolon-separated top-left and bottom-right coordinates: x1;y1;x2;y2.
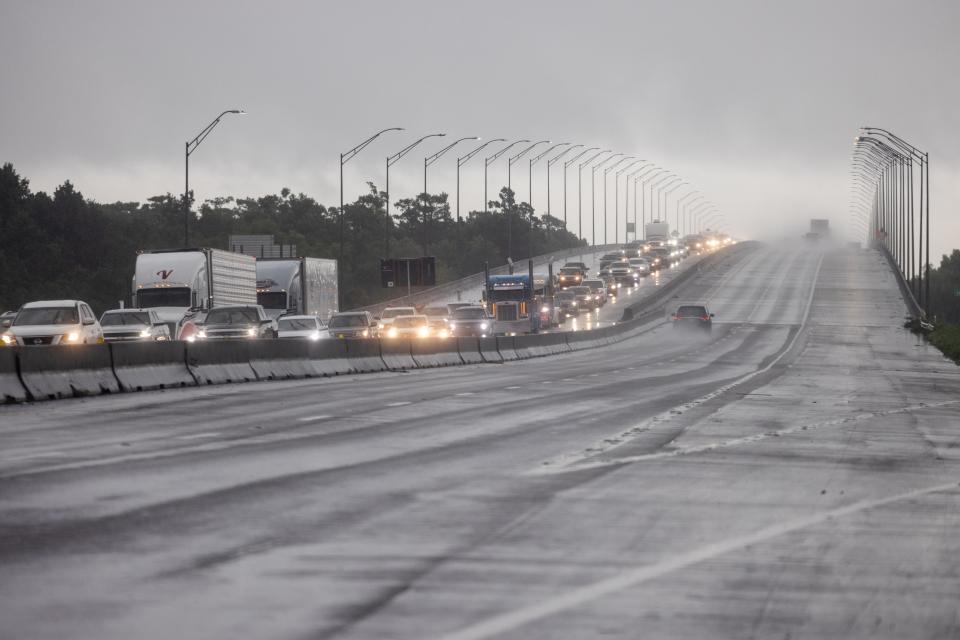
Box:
26;336;55;345
496;306;518;321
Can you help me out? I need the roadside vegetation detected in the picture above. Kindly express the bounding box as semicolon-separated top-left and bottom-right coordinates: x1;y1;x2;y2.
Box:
0;163;583;313
905;251;960;363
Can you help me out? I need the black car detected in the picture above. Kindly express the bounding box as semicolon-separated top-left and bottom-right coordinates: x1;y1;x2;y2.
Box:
448;305;492;337
672;304;714;332
196;305;275;340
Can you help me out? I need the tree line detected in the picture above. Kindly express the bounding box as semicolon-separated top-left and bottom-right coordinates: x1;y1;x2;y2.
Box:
0;163;585;314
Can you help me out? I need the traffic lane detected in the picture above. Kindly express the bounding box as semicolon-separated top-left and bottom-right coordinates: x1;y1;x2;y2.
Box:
0;319;788;524
0;325;807;640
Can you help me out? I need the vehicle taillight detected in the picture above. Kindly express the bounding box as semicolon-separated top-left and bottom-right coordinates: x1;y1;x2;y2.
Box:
701;315;710;321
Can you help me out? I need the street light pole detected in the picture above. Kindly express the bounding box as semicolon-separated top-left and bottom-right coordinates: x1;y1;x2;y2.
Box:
662;182;689;238
507;140;549;259
603;156;634;244
593;153;624;246
624;164;651;242
547;144;582;236
339;126;404;310
565;147;601;242
385;132;446;256
484;140;528;213
635;166;665;235
183;109;245;247
678;193;703;236
456;138;505;270
424;136;479;195
615;160;643;244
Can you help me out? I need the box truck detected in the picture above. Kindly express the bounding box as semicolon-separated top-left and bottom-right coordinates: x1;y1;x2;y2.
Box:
133;248;257;338
255;257;338;320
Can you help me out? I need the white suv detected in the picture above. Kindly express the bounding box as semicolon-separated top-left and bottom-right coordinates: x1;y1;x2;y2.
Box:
0;300;104;346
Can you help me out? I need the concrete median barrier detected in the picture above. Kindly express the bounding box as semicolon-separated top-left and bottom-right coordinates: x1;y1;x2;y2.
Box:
456;337;484;364
527;332;570;357
511;335;537;359
478;336;502;363
345;339;387;373
412;338;463;368
381;338;417;370
111;341;196;392
0;348;28;403
248;339;351;380
496;336;522;361
186;340;258;385
18;344;120;400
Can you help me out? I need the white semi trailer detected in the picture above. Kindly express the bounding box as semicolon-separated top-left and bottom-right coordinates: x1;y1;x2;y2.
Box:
644;220;670;241
133;248;257;338
255;257;338;320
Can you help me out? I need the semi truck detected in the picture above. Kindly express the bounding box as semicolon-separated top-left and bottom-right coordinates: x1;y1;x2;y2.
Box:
133;248;257;338
644;220;670;241
806;218;830;241
255;257;338;320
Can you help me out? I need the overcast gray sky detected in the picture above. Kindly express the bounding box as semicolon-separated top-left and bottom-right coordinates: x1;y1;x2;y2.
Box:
2;0;958;258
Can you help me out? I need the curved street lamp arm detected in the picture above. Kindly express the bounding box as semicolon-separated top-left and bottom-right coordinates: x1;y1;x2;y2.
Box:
532;142;571;165
486;139;530;166
388;133;446;166
427;136;479;166
459;138;506;166
578;149;613;170
549;143;584;168
509;140;550;165
188;109;246;156
565;146;600;169
342;127;404;164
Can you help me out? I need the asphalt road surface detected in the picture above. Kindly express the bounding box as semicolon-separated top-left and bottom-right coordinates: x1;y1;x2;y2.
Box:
2;242;959;639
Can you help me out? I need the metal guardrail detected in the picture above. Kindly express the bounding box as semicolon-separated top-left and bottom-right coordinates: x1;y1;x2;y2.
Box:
878;245;923;319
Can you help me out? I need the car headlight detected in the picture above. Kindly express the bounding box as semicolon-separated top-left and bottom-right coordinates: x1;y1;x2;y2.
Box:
310;331;321;341
386;327;398;338
417;326;430;338
594;295;600;300
437;329;449;338
572;301;578;306
480;322;488;330
197;330;207;339
540;306;549;313
246;327;258;337
361;329;369;337
449;322;457;329
0;334;14;346
139;328;152;338
65;332;81;343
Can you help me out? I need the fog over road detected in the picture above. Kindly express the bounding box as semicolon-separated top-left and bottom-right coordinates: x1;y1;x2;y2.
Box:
2;243;959;639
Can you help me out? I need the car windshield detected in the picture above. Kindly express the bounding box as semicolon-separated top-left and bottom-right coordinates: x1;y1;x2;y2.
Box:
279;318;317;331
15;307;79;326
205;308;259;324
556;292;574;301
100;312;150;326
329;314;367;328
423;307;447;317
382;308;415;319
453;308;486;320
612;262;631;269
582;280;604;289
676;305;708;317
559;268;581;275
136;287;191;308
569;286;591;295
394;316;427;328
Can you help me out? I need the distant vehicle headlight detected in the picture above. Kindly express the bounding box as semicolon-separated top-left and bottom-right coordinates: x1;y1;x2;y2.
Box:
437;328;449;338
361;329;369;337
246;327;258;337
541;306;549;313
310;331;321;341
65;332;81;343
139;328;152;338
0;334;14;346
386;327;398;338
594;295;600;300
572;301;578;306
417;326;430;338
480;322;489;330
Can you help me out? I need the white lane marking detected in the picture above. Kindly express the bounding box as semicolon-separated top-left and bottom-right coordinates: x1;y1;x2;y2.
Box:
505;386;522;390
4;451;69;462
386;401;411;407
455;392;475;396
297;415;332;423
438;480;960;640
534;254;824;474
177;432;222;440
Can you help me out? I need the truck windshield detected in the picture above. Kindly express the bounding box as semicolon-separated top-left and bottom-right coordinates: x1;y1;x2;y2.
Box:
15;307;78;326
205;308;259;324
278;318;317;331
329;314;367;328
453;308;486;320
101;312;150;326
137;287;191;308
257;292;288;310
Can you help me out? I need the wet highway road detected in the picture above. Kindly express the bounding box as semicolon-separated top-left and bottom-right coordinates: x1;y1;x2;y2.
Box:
2;243;959;639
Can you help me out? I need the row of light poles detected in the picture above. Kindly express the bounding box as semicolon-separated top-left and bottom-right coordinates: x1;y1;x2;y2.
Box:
850;127;929;315
179;115;725;309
